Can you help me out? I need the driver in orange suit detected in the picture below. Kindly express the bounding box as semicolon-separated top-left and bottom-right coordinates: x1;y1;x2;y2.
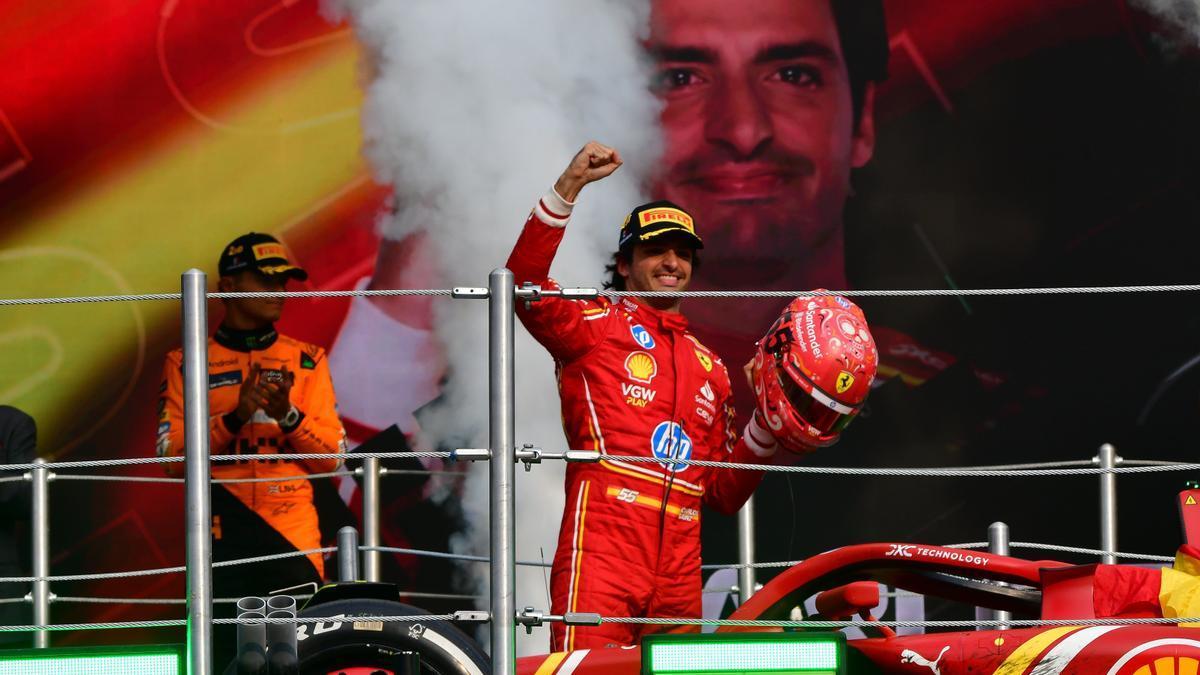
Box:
158;233;347;591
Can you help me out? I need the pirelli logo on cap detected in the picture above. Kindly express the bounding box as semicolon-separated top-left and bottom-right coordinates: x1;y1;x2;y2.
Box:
252;243;287;260
637;207;695;236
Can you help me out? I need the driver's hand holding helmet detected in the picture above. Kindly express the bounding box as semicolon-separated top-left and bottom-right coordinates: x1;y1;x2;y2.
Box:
749;292;878;454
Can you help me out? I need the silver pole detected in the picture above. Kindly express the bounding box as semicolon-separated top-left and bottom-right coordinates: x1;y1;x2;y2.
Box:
362;457;381;582
1098;443;1119;565
337;526;360;582
736;495;757;605
30;458;50;648
988;522;1010;629
182;269;213;675
488;269;516;675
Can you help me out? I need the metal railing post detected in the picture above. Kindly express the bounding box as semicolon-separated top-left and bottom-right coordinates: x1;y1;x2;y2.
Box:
362;457;381;582
182;269;213;675
337;526;360;582
1098;443;1119;565
736;495;757;605
988;522;1010;629
30;458;50;648
489;269;516;675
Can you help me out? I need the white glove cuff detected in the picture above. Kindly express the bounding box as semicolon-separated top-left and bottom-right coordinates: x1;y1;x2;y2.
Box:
534;188;575;227
744;413;778;458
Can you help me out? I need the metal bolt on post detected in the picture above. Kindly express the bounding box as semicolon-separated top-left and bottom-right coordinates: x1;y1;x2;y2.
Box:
30;458;51;648
337;526;360;582
362;457;381;582
182;269;213;675
1097;444;1120;565
489;269;516;675
737;495;757;606
988;522;1011;629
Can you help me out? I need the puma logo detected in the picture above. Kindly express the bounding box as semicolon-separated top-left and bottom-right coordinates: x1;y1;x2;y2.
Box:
900;646;949;674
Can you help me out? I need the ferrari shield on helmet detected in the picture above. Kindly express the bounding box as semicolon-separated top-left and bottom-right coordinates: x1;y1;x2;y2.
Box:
752;292;878;452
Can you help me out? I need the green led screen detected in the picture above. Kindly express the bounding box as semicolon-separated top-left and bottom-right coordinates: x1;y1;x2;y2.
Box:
0;645;182;675
643;632;845;675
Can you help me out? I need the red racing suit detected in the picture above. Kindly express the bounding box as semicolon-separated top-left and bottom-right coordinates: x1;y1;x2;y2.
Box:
507;190;778;651
158;325;347;579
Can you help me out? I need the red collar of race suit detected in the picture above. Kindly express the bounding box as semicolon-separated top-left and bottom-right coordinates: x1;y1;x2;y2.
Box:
613;295;689;333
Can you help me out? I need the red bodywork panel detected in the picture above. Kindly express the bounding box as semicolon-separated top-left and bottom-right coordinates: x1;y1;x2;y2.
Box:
1179;489;1200;547
516;543;1200;674
816;581;883;619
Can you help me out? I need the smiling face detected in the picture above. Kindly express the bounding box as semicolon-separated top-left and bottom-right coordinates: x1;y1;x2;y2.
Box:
617;236;696;313
650;0;875;295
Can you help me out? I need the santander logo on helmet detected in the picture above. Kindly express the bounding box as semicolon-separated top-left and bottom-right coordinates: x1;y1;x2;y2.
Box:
751;292;878;453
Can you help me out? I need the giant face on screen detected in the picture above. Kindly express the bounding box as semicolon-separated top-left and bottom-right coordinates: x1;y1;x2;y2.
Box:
650;0;877;302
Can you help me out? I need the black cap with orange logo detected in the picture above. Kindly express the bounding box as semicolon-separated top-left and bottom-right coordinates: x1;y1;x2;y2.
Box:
217;233;308;281
618;200;703;252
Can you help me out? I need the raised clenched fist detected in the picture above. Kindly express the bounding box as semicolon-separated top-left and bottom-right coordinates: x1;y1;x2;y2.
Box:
554;141;623;202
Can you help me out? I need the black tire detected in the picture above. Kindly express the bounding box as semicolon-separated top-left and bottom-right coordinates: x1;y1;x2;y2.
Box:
295;598;490;675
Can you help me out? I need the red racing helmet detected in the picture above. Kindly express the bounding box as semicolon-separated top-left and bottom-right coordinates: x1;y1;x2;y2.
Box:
752;293;878;452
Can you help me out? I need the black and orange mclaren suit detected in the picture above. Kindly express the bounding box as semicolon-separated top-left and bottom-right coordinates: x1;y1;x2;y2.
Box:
158;324;346;583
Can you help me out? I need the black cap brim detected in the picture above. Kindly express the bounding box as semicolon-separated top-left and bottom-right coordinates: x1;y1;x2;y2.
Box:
258;264;309;282
638;227;704;250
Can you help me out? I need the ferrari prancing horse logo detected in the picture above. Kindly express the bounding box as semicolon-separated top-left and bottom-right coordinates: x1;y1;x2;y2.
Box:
836;370;855;394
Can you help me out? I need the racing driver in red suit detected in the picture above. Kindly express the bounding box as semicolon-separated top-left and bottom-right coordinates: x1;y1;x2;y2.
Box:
507;142;783;651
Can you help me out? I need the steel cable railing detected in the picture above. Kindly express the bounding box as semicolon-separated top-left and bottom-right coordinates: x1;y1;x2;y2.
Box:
5;279;1199;669
8;613;1200;636
2;444;1188;651
2;533;1172;607
5;283;1200;307
0;450;451;473
597;615;1200;629
10;612;1200;637
0;288;454;307
49;590;481;605
591;454;1200;477
605;284;1200;298
0;547;336;584
0;451;1183;596
944;541;1175;563
50;466;453;485
0;614;461;634
5;451;1192;477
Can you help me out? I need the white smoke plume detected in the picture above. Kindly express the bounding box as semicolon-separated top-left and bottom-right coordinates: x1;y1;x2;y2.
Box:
324;0;661;655
1133;0;1200;51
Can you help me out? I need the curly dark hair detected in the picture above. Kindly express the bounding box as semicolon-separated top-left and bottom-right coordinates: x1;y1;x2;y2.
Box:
602;250;631;292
